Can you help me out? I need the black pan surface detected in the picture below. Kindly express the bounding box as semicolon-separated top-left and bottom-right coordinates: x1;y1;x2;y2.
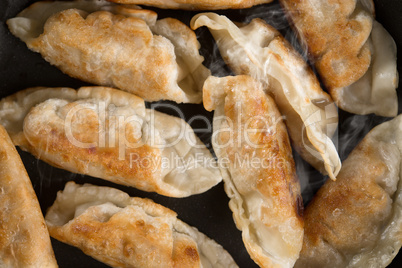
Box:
0;0;401;267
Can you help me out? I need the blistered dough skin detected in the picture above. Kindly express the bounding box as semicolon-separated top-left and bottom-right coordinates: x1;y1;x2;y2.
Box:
45;182;238;268
0;125;58;268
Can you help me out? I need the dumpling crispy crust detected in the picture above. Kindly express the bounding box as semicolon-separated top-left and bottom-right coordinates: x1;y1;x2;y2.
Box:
0;86;221;197
0;125;58;268
204;75;303;268
45;182;238;268
280;0;373;89
7;1;209;103
279;0;398;116
24;99;163;191
109;0;273;10
296;115;402;268
29;9;196;102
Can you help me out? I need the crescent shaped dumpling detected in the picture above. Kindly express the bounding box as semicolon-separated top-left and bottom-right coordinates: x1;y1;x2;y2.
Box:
108;0;273;10
203;75;304;268
45;181;238;267
191;13;340;180
279;0;398;117
7;0;210;103
0;86;221;197
296;115;402;268
0;125;58;267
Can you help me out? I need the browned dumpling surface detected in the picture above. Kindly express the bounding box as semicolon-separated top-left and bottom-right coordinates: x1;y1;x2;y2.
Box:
0;125;58;268
191;13;340;180
7;0;210;103
296;115;402;268
0;86;221;197
45;181;238;268
203;75;304;268
279;0;398;116
109;0;272;10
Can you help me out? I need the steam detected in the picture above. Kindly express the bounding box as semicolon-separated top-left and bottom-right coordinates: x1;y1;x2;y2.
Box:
11;1;390;210
298;112;390;205
338;115;371;159
244;3;290;31
337;113;389;160
194;2;293;78
195;26;234;78
293;150;327;206
283;28;310;63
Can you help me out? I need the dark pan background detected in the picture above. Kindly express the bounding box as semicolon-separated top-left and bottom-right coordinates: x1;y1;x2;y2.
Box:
1;0;402;267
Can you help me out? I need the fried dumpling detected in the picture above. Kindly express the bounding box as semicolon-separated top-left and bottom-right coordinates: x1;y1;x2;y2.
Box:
279;0;398;117
296;114;402;268
108;0;273;10
203;75;304;268
7;0;210;103
45;181;238;267
0;125;58;268
191;14;340;180
0;86;221;197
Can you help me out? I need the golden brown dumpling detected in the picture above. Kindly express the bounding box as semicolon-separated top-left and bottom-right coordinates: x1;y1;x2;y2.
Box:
191;13;340;180
296;115;402;268
279;0;398;116
7;0;210;103
0;86;221;197
203;75;304;268
0;125;58;267
108;0;273;10
45;181;238;268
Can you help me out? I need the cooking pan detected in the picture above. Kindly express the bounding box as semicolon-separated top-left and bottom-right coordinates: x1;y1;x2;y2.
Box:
0;0;401;267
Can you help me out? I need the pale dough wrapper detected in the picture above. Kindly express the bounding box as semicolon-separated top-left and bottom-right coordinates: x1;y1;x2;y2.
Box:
0;86;221;197
7;0;210;103
0;125;58;268
279;0;398;117
45;181;238;267
191;13;340;180
296;114;402;268
203;75;304;268
108;0;273;10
